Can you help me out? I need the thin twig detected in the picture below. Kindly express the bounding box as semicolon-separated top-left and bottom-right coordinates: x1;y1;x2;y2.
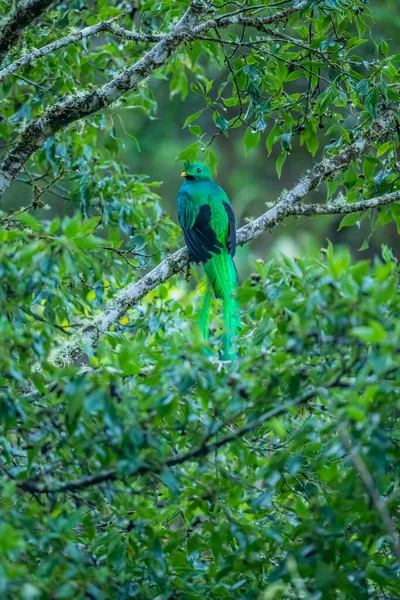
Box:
0;167;66;225
17;386;319;494
14;73;60;96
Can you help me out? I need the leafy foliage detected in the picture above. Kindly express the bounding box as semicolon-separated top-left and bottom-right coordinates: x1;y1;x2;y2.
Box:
0;0;400;599
1;241;400;599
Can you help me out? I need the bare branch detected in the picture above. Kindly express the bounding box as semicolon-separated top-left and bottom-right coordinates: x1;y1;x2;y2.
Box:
0;0;56;63
0;166;65;225
0;16;124;86
48;103;399;369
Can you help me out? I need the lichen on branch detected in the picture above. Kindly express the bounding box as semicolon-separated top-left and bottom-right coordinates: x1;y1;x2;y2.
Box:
49;104;399;369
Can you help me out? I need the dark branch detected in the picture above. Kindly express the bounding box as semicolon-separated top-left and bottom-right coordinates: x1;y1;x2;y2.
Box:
0;0;211;198
17;387;317;494
0;0;310;200
0;0;56;63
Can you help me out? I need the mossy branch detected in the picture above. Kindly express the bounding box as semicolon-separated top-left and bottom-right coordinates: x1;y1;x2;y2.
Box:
0;0;309;200
49;103;399;369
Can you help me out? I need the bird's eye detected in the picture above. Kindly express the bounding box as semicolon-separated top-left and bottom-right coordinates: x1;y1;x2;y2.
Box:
197;168;201;173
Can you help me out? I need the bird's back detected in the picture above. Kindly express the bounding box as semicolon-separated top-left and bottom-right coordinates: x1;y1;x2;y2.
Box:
178;179;230;240
176;167;240;359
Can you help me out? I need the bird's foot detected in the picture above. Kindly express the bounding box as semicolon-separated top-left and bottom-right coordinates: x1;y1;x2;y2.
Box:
209;357;232;372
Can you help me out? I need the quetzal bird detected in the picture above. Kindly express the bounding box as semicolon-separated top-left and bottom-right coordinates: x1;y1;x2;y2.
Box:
177;161;240;360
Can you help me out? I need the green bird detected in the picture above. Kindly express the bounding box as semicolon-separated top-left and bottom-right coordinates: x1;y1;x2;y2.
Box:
177;161;240;360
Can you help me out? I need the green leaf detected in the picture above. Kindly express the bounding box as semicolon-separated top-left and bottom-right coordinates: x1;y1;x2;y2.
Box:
381;244;394;263
363;157;378;180
183;109;205;128
381;40;389;58
204;148;218;173
351;320;387;343
190;81;205;96
338;212;361;230
244;127;260;155
13;212;41;231
358;237;370;251
355;79;370;97
281;133;292;152
189;125;201;136
74;235;107;250
276;151;287;179
174;142;202;163
63;214;81;239
315;85;337;113
266;123;282;155
365;87;378;118
306;131;319;156
213;112;229;135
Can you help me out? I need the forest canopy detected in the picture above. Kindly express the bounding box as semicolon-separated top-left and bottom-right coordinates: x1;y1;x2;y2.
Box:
0;0;400;598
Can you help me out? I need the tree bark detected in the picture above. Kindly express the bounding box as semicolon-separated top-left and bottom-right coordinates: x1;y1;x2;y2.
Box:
48;103;399;368
0;0;56;63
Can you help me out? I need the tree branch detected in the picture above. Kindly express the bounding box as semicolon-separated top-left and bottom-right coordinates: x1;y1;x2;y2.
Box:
194;0;310;35
0;0;56;63
290;192;400;218
106;23;163;43
47;103;399;369
0;0;212;199
17;386;317;494
0;165;65;224
0;15;125;86
0;0;310;200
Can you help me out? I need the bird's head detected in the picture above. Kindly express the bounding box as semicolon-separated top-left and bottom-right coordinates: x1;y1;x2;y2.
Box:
181;161;213;182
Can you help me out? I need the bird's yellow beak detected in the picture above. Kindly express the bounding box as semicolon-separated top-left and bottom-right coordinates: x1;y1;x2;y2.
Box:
181;171;187;178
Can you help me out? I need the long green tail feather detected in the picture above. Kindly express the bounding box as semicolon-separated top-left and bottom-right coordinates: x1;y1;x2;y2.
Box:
202;252;240;360
198;279;212;354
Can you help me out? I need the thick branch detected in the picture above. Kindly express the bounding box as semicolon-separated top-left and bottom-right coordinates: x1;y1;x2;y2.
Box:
0;0;56;62
0;16;125;86
0;0;211;199
0;0;309;200
48;104;399;369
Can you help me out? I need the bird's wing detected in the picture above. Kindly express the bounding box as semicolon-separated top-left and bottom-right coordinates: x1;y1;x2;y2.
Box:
222;201;236;257
178;190;223;263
